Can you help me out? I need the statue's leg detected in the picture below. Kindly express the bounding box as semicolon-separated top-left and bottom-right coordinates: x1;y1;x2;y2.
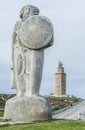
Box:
13;46;26;97
26;49;44;96
14;47;21;96
11;46;17;89
24;49;30;96
16;52;26;97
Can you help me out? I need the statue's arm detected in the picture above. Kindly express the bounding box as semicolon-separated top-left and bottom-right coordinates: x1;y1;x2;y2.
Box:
11;21;20;70
12;21;21;45
11;21;21;89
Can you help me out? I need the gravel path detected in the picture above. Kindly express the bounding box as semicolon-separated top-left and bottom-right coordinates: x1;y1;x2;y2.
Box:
53;100;85;120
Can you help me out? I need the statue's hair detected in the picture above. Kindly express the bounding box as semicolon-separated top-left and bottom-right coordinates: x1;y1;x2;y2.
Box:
21;5;39;12
20;5;39;19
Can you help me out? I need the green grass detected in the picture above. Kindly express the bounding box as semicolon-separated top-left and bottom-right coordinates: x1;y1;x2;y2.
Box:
0;119;9;122
0;111;4;117
0;119;85;130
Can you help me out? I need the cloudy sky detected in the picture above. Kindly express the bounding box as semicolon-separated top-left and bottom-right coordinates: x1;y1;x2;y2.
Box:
0;0;85;98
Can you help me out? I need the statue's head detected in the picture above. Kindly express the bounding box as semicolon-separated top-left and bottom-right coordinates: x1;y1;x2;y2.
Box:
20;5;39;21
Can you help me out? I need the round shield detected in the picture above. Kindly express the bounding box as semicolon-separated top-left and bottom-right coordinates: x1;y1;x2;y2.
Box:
19;15;53;49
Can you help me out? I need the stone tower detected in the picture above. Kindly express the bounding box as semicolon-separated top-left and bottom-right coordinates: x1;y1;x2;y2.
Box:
55;62;66;96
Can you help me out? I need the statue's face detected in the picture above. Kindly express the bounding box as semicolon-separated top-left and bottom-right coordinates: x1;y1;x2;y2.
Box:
20;5;39;21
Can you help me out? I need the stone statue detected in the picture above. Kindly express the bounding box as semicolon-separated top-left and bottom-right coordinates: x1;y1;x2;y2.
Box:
11;5;53;97
4;5;54;122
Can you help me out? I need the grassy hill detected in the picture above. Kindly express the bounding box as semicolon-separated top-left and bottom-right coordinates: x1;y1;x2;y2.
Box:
0;94;81;117
46;95;81;111
0;94;15;117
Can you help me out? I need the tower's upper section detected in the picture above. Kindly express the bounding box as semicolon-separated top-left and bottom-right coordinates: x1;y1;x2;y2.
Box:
57;61;64;73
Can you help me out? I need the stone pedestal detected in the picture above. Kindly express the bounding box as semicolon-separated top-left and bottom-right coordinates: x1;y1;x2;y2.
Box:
4;96;52;122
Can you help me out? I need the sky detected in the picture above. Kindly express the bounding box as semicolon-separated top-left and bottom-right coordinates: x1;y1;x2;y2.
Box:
0;0;85;98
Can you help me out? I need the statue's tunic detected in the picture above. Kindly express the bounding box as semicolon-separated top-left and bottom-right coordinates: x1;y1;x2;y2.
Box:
12;15;53;97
